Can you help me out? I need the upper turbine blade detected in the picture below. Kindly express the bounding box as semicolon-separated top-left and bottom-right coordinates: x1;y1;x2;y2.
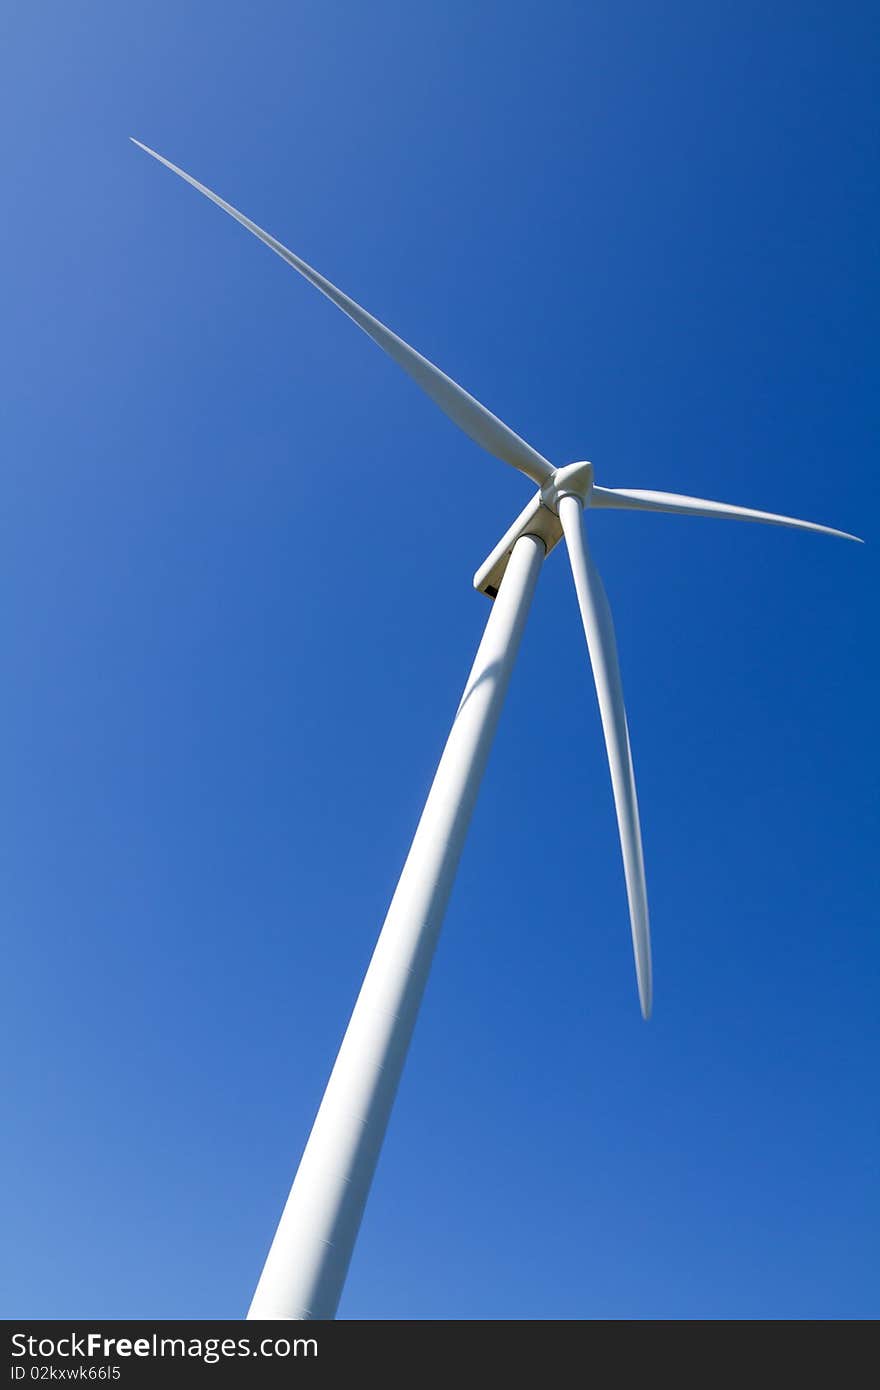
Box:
591;486;862;543
558;494;653;1020
131;139;554;486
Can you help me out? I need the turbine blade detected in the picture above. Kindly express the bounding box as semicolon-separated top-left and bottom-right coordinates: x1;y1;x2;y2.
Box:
131;139;553;486
558;495;653;1020
591;486;862;543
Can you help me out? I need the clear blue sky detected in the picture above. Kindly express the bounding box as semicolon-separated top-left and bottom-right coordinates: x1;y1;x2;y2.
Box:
2;1;877;1320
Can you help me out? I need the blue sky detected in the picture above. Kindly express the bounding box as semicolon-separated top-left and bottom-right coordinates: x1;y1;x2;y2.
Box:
2;1;877;1320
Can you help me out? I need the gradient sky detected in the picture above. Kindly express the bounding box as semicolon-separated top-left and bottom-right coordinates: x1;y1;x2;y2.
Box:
2;1;878;1320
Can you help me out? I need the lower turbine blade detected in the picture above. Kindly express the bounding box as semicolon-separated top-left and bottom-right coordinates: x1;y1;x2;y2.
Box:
558;494;653;1020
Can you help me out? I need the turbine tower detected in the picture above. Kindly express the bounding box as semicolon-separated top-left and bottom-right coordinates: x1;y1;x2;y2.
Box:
132;140;861;1320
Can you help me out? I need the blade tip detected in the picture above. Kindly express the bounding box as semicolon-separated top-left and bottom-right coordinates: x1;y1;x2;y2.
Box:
639;966;653;1020
130;137;161;162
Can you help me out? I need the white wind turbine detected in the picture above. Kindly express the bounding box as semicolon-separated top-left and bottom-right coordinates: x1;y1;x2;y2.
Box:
133;139;861;1321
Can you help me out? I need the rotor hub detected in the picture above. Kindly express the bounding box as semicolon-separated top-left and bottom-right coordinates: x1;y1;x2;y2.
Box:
540;460;594;513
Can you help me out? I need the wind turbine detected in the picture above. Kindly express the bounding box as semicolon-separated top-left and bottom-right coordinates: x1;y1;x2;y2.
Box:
132;139;861;1321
